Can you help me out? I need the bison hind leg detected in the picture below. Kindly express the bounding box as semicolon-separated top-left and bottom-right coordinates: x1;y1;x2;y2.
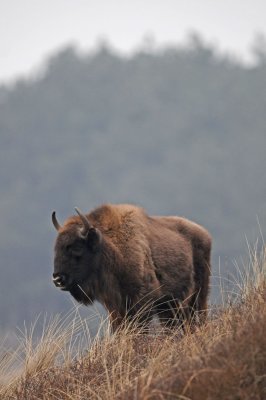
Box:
188;283;209;328
190;257;211;327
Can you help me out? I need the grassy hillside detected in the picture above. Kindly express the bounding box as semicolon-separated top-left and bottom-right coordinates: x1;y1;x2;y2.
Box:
1;248;265;399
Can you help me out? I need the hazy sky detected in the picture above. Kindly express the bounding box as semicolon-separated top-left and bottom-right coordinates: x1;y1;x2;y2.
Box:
1;0;266;83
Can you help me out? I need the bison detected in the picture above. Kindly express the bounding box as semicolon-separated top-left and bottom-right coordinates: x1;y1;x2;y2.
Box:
52;204;211;331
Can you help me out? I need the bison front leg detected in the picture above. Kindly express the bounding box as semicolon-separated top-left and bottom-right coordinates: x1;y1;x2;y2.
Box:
108;310;125;333
109;307;154;333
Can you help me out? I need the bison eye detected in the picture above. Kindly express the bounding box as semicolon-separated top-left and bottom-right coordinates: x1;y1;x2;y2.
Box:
66;244;84;257
72;249;83;257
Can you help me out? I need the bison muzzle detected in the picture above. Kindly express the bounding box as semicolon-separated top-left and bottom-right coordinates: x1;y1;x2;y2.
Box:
52;204;211;331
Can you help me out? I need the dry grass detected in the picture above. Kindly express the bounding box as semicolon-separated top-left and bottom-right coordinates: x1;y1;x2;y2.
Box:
1;248;266;400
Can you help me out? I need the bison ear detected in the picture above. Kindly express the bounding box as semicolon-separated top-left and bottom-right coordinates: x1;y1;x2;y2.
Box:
86;227;102;252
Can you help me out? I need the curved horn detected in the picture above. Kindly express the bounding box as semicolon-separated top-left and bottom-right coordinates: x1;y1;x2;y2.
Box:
52;211;62;231
75;207;92;235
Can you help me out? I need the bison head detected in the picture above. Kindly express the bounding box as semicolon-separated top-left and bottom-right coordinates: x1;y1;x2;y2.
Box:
52;207;102;304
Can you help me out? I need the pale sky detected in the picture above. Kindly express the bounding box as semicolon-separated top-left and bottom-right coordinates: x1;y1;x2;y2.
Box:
0;0;266;83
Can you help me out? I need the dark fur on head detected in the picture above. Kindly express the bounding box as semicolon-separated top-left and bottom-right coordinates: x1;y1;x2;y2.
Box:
52;204;212;331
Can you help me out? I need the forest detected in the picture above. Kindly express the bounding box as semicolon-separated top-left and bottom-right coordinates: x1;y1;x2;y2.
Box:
0;35;266;332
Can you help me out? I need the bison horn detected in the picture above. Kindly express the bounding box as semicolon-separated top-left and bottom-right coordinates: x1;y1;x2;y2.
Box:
75;207;92;236
52;211;62;231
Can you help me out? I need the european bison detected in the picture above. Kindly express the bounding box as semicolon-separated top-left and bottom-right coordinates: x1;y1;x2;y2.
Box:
52;204;211;331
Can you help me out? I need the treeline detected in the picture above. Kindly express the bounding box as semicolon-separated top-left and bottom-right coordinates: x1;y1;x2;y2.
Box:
0;35;266;330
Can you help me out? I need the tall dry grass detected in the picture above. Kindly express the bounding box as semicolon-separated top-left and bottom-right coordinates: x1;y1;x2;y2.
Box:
1;247;266;400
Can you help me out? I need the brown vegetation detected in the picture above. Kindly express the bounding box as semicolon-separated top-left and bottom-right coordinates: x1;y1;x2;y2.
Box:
1;249;265;400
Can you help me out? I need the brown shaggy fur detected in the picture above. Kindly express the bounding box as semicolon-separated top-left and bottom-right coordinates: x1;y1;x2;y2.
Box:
52;204;211;331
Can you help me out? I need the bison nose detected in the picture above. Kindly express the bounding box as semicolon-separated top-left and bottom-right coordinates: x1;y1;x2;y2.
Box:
52;273;69;290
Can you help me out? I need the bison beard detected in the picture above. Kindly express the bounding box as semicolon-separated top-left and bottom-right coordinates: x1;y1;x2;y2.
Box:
52;204;212;331
68;283;94;305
